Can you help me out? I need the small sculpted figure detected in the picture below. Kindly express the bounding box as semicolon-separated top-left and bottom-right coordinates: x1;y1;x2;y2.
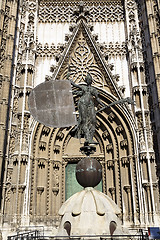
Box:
70;73;105;144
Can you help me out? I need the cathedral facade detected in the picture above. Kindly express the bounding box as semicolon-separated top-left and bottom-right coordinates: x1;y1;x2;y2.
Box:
0;0;160;238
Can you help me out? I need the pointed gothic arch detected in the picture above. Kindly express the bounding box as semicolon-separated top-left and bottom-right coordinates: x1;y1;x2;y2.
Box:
29;84;141;225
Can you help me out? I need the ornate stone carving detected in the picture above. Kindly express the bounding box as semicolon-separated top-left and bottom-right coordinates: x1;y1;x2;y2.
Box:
36;43;65;57
21;1;29;18
139;152;147;162
52;171;59;196
42;126;51;136
124;185;131;193
60;32;106;88
149;152;155;162
108;112;115;122
52;162;60;170
37;186;44;195
109;187;115;195
0;39;6;69
5;169;13;202
126;0;136;10
21;155;28;165
9;126;18;155
142;182;150;190
11;186;16;194
121;157;129;167
0;0;158;232
53;145;60;154
56;131;65;141
120;139;128;148
116;125;123;134
107;160;114;169
18;185;26;193
153;2;160;35
106;143;113;152
0;5;10;69
13;155;18;166
152;182;158;190
102;130;109;140
39;141;47;151
38;1;124;23
100;42;126;58
38;159;46;168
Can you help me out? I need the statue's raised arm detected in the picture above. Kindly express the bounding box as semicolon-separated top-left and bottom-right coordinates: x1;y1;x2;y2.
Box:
70;79;83;89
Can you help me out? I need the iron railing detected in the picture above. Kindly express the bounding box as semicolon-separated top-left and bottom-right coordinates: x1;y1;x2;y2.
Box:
8;230;149;240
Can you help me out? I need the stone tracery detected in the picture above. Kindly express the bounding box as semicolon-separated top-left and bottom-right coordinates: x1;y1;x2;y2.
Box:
38;2;124;23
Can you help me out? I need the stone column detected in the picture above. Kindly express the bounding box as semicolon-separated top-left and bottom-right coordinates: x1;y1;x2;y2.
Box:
124;185;132;222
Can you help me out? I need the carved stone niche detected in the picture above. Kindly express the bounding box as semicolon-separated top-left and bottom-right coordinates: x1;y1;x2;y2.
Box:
42;126;50;136
116;125;123;135
18;185;26;194
53;162;60;170
123;185;131;193
11;185;16;194
53;145;60;154
65;34;71;42
50;65;56;73
149;152;155;163
52;187;59;196
106;143;113;152
13;155;19;166
108;112;115;122
120;139;128;149
39;141;46;151
52;162;60;196
21;155;28;165
109;187;115;196
142;182;150;190
102;130;109;140
113;74;120;82
107;160;114;169
139;152;147;162
121;157;130;167
56;131;64;141
109;186;116;201
37;186;44;195
152;182;158;190
38;159;45;169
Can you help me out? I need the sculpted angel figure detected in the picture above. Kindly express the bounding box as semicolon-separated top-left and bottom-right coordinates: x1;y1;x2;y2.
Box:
69;73;105;144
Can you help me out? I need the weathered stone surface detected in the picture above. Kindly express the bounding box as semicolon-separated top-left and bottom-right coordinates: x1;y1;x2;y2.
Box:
57;187;129;237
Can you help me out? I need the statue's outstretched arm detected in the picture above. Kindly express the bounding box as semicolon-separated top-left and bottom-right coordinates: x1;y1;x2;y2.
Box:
70;79;83;90
96;97;106;107
96;97;134;114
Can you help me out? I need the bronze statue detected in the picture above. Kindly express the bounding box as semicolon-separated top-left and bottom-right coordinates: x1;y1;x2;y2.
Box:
69;72;134;146
70;73;105;144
